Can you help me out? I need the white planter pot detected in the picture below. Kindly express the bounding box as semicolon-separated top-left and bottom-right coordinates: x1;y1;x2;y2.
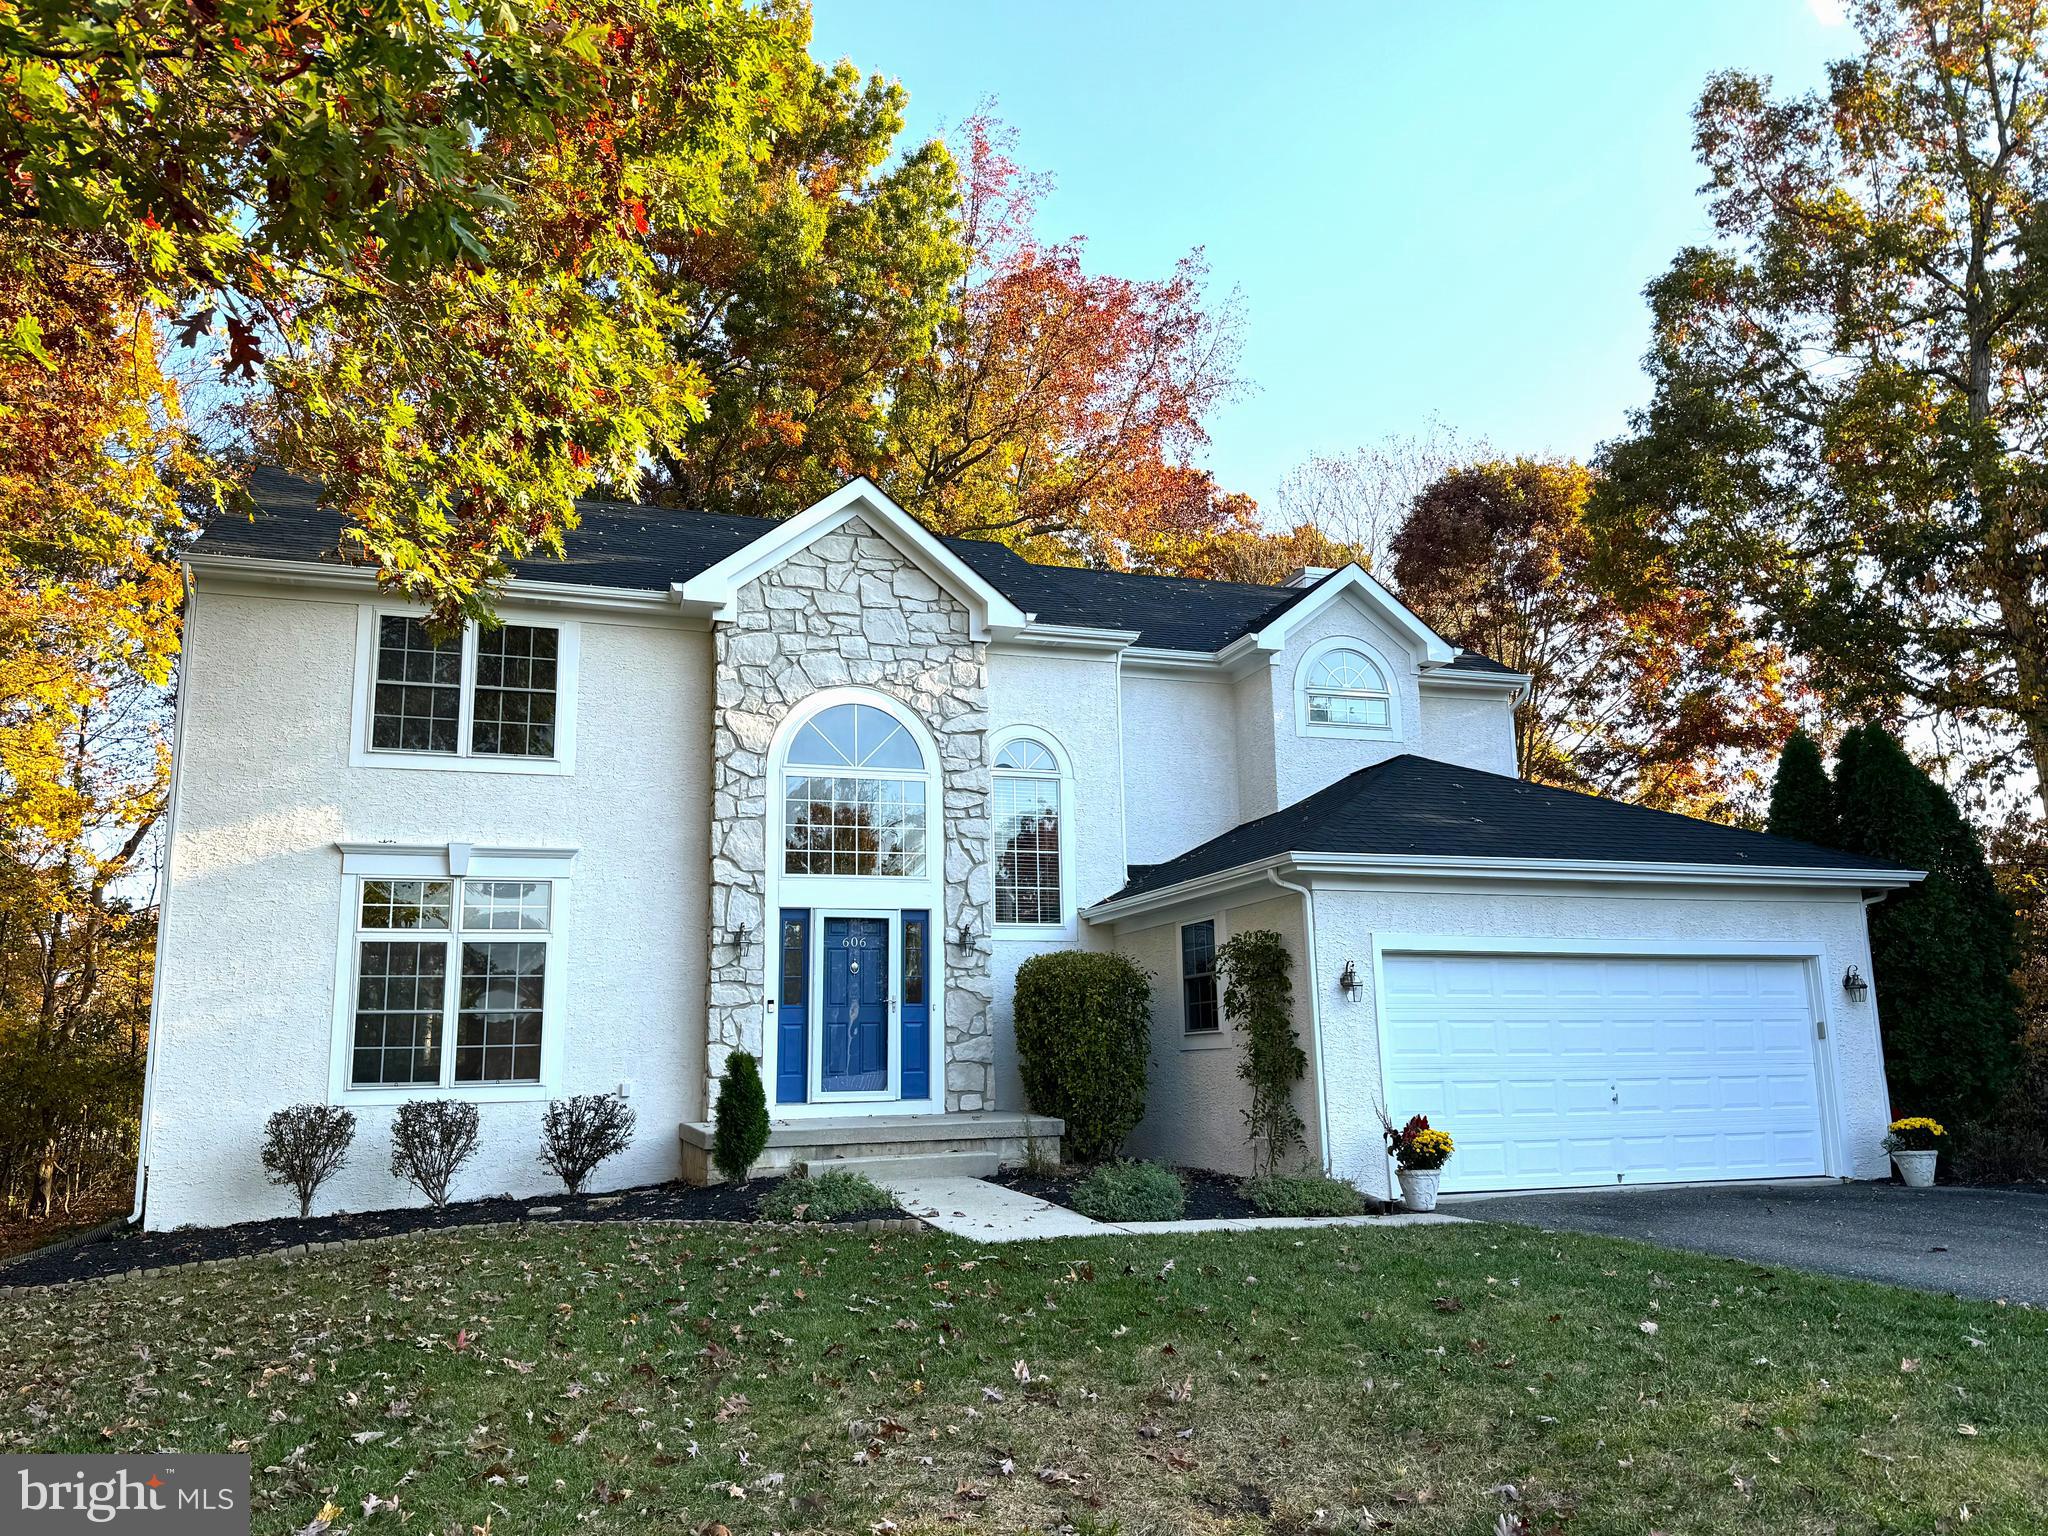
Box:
1892;1149;1938;1188
1397;1167;1442;1212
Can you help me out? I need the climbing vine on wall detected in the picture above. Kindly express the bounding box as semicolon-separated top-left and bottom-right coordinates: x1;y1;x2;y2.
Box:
1218;929;1306;1175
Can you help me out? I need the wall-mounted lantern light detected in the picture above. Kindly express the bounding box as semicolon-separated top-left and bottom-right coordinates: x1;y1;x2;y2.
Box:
723;921;752;955
1843;965;1869;1002
954;920;979;953
1339;960;1361;1002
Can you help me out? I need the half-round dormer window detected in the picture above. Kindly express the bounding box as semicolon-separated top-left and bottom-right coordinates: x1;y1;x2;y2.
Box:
1304;648;1392;728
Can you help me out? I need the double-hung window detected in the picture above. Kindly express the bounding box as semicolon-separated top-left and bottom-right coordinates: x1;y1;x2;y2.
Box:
349;876;555;1090
359;612;576;770
1181;920;1219;1034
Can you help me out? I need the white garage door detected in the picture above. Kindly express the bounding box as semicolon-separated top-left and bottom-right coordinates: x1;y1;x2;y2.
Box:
1380;952;1827;1193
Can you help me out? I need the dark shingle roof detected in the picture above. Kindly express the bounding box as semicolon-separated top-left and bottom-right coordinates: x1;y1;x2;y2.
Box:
1099;755;1915;903
195;468;1529;664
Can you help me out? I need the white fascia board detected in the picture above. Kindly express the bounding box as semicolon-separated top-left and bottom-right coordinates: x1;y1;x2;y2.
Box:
992;622;1142;657
1247;564;1458;665
184;553;701;621
674;477;1031;640
1418;664;1534;703
1083;850;1925;924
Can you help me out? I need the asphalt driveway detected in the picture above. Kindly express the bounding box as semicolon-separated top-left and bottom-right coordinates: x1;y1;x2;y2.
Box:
1452;1181;2048;1304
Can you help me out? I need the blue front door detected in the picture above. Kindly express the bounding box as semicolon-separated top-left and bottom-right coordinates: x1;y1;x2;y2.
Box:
822;916;890;1093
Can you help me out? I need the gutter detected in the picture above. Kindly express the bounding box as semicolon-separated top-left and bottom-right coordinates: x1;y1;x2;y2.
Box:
1265;868;1334;1177
132;567;200;1226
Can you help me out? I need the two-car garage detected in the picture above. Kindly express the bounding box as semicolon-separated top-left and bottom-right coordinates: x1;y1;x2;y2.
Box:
1376;949;1832;1194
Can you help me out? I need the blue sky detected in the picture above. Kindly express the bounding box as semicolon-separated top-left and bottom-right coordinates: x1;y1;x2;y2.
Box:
807;0;1852;513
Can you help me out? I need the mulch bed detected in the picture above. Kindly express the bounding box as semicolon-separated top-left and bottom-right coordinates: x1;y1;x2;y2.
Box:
988;1165;1393;1221
0;1178;905;1290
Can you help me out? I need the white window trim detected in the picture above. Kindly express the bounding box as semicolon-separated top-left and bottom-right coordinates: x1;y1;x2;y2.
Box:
348;604;580;775
990;724;1076;940
1293;634;1401;741
328;844;576;1105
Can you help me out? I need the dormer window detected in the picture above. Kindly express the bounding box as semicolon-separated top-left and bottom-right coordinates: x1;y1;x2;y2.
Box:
1304;647;1392;728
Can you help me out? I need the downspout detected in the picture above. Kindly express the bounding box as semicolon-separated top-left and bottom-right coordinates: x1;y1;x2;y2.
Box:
1266;866;1333;1174
130;568;198;1226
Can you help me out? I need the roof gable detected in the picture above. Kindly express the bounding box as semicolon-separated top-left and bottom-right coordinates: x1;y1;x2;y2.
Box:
671;480;1026;639
1240;564;1456;666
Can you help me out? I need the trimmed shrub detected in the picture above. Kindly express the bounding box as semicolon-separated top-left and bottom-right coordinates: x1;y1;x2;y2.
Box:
756;1169;895;1222
260;1104;356;1219
388;1099;480;1207
1218;928;1305;1175
1070;1160;1184;1223
712;1051;771;1183
1241;1172;1369;1218
538;1092;636;1195
1013;951;1152;1164
1832;725;2023;1125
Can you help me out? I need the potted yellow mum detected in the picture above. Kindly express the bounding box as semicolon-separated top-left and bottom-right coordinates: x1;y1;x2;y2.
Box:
1882;1117;1944;1187
1384;1112;1455;1211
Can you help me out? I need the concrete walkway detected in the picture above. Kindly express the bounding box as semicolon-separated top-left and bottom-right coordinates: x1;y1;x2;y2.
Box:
882;1174;1466;1242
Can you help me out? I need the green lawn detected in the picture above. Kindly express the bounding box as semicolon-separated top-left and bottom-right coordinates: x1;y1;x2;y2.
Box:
2;1220;2043;1535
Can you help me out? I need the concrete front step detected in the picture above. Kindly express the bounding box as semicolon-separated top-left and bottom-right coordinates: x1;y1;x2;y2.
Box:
677;1111;1062;1185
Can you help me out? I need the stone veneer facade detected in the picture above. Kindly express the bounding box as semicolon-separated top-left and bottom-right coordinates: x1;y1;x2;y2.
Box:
705;517;996;1110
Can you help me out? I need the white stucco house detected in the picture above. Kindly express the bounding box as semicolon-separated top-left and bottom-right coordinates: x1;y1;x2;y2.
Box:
137;468;1920;1229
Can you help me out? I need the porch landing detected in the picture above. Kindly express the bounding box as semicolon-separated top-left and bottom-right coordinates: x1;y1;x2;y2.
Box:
677;1110;1063;1185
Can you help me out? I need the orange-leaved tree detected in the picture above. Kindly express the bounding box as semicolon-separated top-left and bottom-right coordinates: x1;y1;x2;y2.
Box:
1391;458;1795;818
884;115;1250;566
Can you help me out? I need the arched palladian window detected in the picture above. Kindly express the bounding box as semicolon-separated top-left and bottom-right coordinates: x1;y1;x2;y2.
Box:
1303;646;1393;729
993;734;1064;926
783;702;929;877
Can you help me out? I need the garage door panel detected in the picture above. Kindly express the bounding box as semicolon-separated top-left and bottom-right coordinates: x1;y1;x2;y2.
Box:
1379;952;1827;1193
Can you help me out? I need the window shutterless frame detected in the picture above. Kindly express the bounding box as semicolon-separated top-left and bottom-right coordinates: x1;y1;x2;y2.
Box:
348;606;580;775
329;856;572;1105
989;725;1076;938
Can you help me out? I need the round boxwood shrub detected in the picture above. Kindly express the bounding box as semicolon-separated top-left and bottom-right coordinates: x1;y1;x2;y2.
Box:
1071;1160;1185;1223
1013;950;1152;1164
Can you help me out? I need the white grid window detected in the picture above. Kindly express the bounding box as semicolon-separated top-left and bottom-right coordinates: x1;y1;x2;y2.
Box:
365;615;565;763
349;877;555;1089
471;625;559;757
371;619;462;753
994;736;1063;927
1304;647;1392;728
782;703;930;878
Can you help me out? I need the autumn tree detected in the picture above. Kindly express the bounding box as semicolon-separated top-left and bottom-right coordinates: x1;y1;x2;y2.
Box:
1270;419;1481;574
0;249;193;1219
1136;511;1368;585
883;116;1249;565
638;57;966;518
1595;0;2048;812
5;0;811;624
1392;458;1795;816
